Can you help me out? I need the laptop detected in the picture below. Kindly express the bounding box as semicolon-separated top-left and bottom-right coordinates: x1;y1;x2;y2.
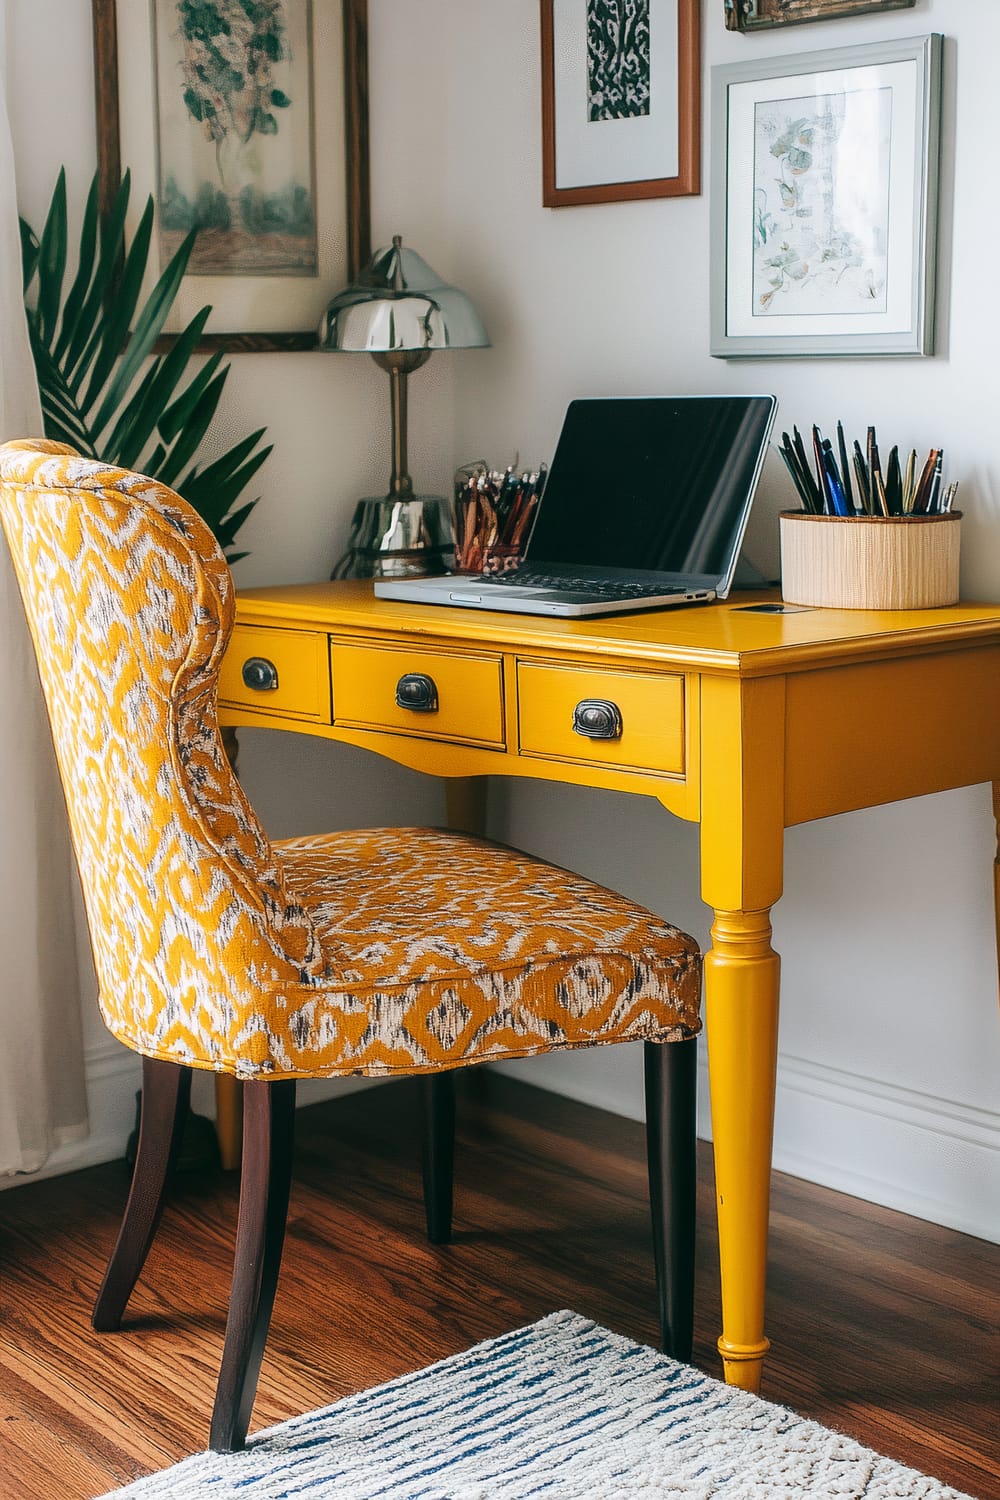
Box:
374;394;777;618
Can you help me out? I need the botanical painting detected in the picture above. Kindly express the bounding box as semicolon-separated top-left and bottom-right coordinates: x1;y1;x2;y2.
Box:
587;0;650;121
152;0;316;277
711;35;940;357
752;85;892;319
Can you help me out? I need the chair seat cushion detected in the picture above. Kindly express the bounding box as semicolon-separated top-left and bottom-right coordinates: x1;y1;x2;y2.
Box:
261;827;701;1079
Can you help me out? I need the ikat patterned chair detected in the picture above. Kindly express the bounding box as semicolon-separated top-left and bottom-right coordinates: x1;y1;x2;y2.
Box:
0;439;703;1452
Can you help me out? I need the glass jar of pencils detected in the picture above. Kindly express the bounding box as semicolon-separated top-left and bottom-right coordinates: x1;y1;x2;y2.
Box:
452;460;546;574
779;510;962;609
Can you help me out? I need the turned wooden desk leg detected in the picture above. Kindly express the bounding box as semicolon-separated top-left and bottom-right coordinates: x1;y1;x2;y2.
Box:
704;907;780;1394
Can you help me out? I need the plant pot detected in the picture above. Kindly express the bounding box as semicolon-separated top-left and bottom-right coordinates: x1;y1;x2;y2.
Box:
779;510;962;609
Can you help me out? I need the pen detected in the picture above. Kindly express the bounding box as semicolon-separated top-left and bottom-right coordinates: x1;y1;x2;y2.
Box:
778;440;818;512
780;432;821;512
926;451;943;514
852;439;872;514
836;421;855;513
820;440;851;516
912;449;939;514
813;426;832;512
868;428;889;517
791;426;821;511
885;446;902;516
902;449;917;513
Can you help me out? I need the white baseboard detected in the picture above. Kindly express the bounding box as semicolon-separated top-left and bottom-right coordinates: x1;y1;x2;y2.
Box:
6;1036;997;1248
494;1043;999;1244
697;1050;1000;1244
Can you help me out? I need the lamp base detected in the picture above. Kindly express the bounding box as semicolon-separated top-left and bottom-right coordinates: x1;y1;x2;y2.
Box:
332;494;455;580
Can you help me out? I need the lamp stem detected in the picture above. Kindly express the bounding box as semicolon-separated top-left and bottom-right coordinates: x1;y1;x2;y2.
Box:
372;348;431;500
388;362;412;499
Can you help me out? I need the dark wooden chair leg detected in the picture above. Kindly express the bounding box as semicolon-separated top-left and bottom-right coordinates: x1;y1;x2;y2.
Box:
421;1072;456;1245
210;1078;296;1453
92;1057;192;1332
644;1037;697;1363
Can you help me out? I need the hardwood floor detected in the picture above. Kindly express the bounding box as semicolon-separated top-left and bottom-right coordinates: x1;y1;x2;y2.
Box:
1;1073;997;1499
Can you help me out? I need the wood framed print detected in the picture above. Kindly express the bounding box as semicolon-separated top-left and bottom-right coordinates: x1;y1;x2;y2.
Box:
92;0;371;352
710;34;942;359
724;0;914;34
540;0;700;206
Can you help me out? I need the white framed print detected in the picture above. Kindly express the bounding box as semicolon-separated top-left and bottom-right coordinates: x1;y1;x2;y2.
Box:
541;0;700;205
710;34;942;358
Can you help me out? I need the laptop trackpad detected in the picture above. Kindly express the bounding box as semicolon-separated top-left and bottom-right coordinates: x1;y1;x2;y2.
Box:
450;587;591;603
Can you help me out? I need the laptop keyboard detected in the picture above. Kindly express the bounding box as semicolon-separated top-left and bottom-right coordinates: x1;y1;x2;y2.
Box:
489;569;689;599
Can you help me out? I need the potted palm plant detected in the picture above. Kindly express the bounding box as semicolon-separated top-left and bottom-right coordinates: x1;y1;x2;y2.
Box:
20;167;271;561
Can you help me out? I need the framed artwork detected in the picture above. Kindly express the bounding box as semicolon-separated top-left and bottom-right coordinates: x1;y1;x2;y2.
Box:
724;0;914;33
710;34;942;359
540;0;700;206
92;0;371;351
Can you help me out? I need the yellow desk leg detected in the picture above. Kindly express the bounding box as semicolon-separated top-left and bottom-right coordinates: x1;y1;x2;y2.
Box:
993;782;1000;987
704;907;780;1393
699;672;786;1394
214;1075;243;1172
445;776;489;837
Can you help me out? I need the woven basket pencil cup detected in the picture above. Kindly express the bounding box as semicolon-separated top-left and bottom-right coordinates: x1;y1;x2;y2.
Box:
779;511;962;610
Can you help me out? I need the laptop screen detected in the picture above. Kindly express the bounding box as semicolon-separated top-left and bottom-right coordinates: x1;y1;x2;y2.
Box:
526;395;776;582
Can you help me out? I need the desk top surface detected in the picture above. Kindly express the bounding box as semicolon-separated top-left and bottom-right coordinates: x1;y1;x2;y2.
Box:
233;580;1000;677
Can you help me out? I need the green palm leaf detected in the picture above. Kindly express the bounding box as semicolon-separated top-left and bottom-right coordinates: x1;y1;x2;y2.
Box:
155;367;229;490
157;351;226;445
53;177;99;365
21;170;268;560
62;175;131;383
35;168;68;346
181;433;272;532
104;307;212;468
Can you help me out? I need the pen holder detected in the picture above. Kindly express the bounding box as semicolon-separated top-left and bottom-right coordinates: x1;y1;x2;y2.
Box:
780;511;962;610
452;459;543;574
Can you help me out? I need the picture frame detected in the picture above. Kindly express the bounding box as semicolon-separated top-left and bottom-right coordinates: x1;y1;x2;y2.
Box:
91;0;371;352
540;0;700;206
710;34;942;359
723;0;914;34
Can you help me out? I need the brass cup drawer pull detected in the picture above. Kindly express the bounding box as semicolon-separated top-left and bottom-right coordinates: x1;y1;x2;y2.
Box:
242;657;279;692
572;698;623;740
395;672;439;713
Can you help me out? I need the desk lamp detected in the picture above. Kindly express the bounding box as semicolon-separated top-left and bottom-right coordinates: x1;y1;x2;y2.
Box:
320;235;489;577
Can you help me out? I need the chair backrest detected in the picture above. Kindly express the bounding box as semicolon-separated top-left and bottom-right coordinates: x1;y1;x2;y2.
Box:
0;440;325;1073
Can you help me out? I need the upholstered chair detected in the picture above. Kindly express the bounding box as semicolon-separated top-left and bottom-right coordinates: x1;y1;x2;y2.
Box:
0;439;702;1453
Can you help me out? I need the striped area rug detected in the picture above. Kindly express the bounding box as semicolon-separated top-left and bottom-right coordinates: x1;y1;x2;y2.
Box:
101;1310;977;1499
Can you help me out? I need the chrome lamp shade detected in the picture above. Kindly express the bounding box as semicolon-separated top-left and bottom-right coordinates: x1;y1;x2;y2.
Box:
320;236;490;357
319;236;489;503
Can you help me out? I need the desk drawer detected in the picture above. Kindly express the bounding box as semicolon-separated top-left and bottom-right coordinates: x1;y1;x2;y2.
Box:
219;626;331;723
517;662;685;776
331;643;505;748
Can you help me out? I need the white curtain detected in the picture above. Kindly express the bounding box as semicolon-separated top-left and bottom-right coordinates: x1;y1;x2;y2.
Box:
0;14;91;1173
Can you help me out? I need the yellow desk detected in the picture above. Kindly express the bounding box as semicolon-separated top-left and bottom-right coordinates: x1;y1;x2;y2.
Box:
218;579;1000;1393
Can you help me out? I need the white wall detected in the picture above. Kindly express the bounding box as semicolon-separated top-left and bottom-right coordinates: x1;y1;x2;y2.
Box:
5;0;998;1239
